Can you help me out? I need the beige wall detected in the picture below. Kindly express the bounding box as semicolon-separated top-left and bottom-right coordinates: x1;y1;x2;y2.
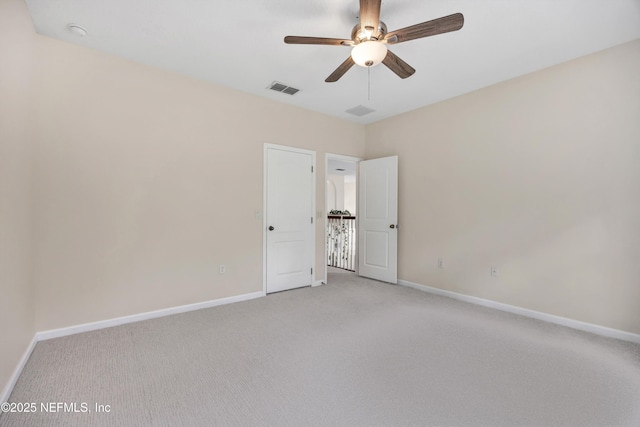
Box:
327;174;345;212
327;174;356;214
29;35;365;331
366;40;640;334
0;0;36;396
344;181;356;215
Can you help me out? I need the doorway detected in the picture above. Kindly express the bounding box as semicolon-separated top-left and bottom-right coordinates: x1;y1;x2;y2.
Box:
325;154;399;285
325;154;361;284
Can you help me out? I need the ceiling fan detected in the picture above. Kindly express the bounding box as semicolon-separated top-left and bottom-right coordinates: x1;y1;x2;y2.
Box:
284;0;464;82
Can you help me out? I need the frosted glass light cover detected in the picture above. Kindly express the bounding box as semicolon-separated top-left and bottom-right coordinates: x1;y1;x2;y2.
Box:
351;41;388;67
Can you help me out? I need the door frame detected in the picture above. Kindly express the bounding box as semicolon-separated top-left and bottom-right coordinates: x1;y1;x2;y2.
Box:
263;143;316;295
324;153;362;284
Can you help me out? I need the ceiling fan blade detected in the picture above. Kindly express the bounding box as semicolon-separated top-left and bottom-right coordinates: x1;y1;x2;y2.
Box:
385;13;464;44
325;57;356;83
382;50;415;79
284;36;354;46
359;0;382;33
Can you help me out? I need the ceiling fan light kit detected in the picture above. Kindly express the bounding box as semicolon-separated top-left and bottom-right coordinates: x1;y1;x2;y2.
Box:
284;0;464;82
351;41;387;67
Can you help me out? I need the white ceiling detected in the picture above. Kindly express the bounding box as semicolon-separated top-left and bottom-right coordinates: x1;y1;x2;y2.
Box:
328;158;358;176
25;0;640;124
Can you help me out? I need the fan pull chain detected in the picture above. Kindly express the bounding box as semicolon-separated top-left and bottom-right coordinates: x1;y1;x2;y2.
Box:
368;67;371;101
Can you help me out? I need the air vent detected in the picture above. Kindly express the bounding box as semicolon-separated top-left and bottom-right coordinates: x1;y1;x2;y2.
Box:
345;105;375;117
268;81;300;96
281;86;299;95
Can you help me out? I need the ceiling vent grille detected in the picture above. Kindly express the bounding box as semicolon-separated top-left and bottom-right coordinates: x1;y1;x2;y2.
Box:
268;81;300;96
346;105;375;117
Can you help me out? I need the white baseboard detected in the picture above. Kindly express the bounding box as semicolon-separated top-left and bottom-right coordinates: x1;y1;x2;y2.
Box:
2;290;264;403
2;291;264;402
312;280;324;287
37;291;265;341
398;279;640;345
1;335;38;404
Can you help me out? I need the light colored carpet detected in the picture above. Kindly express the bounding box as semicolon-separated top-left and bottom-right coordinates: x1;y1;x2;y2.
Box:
2;270;640;426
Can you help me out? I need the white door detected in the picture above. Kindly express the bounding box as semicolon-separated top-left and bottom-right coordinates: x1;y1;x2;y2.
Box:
265;146;315;293
358;156;398;283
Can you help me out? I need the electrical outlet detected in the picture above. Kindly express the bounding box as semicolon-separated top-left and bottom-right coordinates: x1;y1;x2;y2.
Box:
219;264;226;274
437;258;444;269
491;266;498;277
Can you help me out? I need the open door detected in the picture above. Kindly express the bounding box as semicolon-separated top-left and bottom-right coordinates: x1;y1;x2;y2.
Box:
358;156;398;284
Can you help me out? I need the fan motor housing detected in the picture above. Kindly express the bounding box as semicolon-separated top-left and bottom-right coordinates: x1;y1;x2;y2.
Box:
351;21;387;43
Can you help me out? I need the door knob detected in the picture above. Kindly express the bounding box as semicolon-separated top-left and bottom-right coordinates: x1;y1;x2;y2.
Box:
268;226;274;231
389;224;395;229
